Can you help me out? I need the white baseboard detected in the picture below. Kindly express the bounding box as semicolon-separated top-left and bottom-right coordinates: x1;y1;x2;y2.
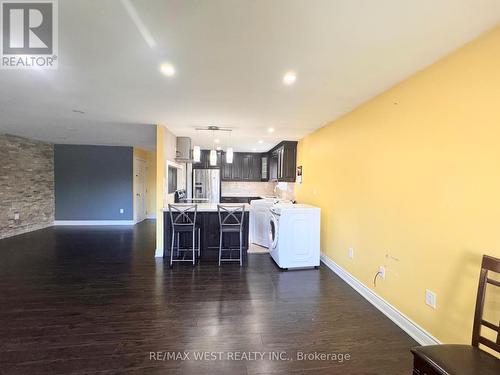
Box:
146;214;156;219
155;248;164;257
320;253;440;346
54;220;135;226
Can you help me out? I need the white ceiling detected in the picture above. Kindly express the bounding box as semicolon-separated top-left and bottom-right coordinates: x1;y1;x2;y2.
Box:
0;0;499;152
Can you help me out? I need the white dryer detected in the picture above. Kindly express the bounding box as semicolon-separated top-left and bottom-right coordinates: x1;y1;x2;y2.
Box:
269;203;321;269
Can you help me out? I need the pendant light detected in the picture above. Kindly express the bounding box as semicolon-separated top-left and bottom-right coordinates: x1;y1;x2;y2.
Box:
226;147;233;164
209;129;217;166
193;146;201;163
209;149;217;166
226;130;233;164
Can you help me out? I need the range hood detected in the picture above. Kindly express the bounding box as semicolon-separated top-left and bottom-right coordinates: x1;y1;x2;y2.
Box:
175;137;192;162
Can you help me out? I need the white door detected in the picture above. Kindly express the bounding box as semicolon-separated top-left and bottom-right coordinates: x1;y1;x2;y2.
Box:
134;159;147;223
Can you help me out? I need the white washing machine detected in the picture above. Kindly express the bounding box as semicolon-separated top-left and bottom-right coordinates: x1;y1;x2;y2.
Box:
269;203;321;269
250;198;290;247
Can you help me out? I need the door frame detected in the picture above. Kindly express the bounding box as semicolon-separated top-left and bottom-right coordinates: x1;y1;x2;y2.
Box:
133;157;148;224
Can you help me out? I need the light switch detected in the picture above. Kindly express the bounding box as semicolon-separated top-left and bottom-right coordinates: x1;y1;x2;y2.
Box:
425;289;437;309
348;248;354;259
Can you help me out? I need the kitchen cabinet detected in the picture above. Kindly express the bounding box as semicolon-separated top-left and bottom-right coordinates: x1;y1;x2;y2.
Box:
221;152;262;182
219;142;296;182
241;154;251;180
221;153;233;179
192;150;221;169
261;155;268;181
164;210;249;262
268;141;297;182
269;151;278;181
231;153;243;180
241;153;261;181
251;154;262;181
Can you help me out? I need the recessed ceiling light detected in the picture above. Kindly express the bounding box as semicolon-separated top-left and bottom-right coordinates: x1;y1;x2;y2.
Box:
214;138;220;144
283;71;297;85
252;148;257;152
258;140;263;144
160;63;175;77
268;127;275;133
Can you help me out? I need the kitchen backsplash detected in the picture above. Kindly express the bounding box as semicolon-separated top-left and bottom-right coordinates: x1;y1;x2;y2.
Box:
221;181;275;197
221;181;296;201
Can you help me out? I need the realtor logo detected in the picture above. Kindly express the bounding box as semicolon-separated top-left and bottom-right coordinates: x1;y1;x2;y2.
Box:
1;0;58;69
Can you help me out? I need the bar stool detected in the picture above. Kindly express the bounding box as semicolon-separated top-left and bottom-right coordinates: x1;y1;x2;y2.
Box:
217;204;245;266
168;204;201;267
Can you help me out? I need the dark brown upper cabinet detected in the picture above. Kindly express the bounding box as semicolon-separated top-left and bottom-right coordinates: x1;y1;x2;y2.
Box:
218;141;297;182
268;141;297;182
221;152;262;182
261;155;268;181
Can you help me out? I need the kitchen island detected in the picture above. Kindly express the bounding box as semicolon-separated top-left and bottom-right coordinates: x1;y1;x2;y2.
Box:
162;203;251;263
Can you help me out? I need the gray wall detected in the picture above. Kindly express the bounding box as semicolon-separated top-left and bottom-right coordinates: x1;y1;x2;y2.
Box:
54;145;133;220
0;134;54;239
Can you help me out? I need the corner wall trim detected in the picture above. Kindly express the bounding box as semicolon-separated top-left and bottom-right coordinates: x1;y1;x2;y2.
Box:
155;248;164;258
320;253;440;346
54;220;135;226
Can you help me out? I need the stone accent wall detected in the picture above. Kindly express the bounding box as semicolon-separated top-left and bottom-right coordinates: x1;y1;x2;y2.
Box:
0;134;54;239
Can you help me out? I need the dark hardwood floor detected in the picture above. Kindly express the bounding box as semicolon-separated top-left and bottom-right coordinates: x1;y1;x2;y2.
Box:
0;220;416;374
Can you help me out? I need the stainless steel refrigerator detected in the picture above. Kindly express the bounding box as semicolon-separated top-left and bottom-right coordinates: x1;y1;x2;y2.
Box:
192;169;220;203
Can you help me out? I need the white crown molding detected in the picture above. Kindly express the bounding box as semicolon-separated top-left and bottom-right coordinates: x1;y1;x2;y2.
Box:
320;253;440;346
54;220;135;226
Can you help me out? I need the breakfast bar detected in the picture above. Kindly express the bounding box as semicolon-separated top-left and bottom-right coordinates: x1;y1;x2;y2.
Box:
162;203;251;263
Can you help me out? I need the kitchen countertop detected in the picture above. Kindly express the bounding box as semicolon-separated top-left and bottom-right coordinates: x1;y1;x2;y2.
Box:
162;203;252;212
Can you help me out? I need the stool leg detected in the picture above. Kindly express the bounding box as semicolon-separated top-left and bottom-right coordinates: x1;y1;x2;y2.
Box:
170;229;175;267
239;230;243;267
192;229;195;266
197;228;201;257
176;232;180;257
218;231;222;266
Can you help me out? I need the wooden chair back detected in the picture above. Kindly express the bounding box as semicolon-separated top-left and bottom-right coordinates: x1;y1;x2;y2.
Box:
472;255;500;354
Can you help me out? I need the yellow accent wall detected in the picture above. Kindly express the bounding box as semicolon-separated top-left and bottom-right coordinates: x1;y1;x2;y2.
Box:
156;125;166;253
155;124;179;254
146;150;157;217
296;25;500;345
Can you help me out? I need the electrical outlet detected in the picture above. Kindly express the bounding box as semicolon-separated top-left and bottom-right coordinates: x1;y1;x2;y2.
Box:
14;212;20;220
119;209;124;214
348;248;354;259
425;289;437;309
378;266;386;279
